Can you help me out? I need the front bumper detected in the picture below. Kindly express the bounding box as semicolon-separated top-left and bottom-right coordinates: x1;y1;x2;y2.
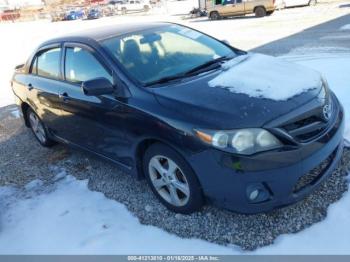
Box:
188;99;345;214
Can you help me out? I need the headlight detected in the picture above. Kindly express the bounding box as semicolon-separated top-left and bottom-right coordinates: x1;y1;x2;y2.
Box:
195;128;282;155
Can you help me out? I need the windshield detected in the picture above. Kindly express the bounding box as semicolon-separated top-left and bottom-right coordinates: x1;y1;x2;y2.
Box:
101;24;236;85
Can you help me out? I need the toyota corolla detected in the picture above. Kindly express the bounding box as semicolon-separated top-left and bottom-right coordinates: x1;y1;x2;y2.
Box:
11;22;344;214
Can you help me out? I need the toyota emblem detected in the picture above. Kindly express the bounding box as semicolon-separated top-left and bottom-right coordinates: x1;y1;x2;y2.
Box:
323;104;332;121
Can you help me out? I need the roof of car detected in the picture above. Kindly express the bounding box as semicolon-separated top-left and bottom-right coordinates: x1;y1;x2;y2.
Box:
40;22;172;47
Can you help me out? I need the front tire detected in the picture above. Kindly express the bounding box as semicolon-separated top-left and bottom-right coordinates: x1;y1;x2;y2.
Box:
27;108;54;147
254;6;266;17
209;11;220;20
143;143;204;214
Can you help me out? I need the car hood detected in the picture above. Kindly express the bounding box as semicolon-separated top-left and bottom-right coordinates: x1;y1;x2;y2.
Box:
152;53;323;129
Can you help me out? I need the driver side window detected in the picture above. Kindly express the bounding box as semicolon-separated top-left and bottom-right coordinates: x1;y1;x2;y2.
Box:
64;47;113;84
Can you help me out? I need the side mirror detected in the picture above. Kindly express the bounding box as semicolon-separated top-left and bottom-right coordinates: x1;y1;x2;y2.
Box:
81;77;114;96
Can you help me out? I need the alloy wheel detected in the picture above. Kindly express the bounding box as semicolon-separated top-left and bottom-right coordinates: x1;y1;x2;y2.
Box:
148;155;190;207
29;111;46;144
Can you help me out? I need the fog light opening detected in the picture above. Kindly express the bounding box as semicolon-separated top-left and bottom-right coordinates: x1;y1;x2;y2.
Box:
246;183;271;203
249;189;259;201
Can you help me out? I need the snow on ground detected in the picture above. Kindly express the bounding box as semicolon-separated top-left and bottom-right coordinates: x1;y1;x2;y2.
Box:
0;175;235;255
209;53;322;101
339;24;350;30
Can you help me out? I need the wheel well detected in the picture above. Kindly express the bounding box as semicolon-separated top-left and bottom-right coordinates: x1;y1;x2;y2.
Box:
209;11;218;17
135;139;160;179
21;102;30;127
135;139;185;179
254;5;266;12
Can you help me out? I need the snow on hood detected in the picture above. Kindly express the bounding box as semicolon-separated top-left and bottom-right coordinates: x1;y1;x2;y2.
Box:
208;53;322;101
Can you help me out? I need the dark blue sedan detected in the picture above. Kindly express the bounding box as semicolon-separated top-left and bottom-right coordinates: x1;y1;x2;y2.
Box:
87;8;102;19
65;10;84;20
11;23;344;214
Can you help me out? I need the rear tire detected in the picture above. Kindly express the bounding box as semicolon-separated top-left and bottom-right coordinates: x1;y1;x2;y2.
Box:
209;11;220;20
143;143;204;214
254;6;266;17
27;108;54;147
266;10;274;16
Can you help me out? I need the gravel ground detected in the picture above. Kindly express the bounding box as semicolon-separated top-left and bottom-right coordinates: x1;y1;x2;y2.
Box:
1;104;349;250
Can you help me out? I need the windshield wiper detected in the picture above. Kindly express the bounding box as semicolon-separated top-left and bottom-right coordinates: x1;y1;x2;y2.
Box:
184;55;232;76
144;73;190;86
144;55;233;87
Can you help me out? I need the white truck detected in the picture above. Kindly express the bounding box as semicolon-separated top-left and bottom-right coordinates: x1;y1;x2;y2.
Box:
117;0;151;14
275;0;316;9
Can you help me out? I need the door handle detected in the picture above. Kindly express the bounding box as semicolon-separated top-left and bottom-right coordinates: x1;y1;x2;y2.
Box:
27;83;33;91
59;92;70;102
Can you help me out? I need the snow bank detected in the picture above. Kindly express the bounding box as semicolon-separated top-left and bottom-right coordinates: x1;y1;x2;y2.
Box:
0;175;233;255
209;54;322;101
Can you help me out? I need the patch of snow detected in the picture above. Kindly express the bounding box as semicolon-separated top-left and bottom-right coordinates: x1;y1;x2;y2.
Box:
10;108;20;118
339;24;350;31
209;53;322;101
54;170;67;182
24;179;44;191
0;175;233;255
145;205;153;212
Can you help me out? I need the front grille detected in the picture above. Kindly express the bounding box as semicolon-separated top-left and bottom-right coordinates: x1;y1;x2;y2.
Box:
293;149;336;193
279;94;336;143
282;115;327;142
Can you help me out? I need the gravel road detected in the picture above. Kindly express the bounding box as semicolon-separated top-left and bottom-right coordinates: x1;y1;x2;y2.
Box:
1;104;349;250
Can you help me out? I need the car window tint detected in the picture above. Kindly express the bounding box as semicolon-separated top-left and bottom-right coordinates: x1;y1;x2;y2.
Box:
65;47;112;83
37;48;61;79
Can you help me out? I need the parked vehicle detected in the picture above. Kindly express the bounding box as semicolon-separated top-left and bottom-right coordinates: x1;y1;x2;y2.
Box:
11;22;344;214
51;11;66;22
189;7;207;18
0;9;20;21
118;0;151;14
87;8;103;19
109;0;125;4
207;0;275;19
64;10;85;20
275;0;316;9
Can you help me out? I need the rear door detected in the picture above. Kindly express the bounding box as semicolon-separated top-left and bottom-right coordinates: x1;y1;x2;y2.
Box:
21;45;64;133
220;0;244;16
57;43;127;161
231;0;245;14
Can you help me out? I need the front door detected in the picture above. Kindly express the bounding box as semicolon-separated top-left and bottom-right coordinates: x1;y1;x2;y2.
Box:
56;44;127;162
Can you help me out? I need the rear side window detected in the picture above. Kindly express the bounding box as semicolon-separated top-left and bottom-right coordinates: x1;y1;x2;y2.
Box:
36;48;61;79
64;47;112;83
